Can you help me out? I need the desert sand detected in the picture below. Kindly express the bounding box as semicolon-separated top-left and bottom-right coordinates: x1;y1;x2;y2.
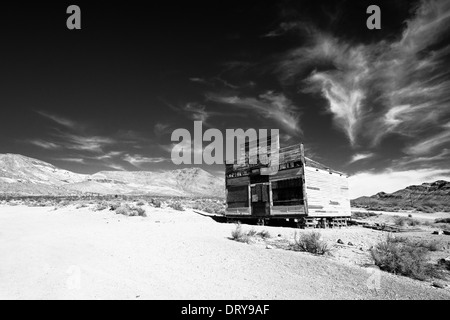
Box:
1;204;449;300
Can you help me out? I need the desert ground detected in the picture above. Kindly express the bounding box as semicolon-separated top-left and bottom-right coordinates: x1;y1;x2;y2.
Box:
1;203;450;300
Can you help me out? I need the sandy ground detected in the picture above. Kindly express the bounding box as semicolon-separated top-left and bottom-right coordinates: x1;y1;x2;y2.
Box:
1;204;450;300
352;208;450;220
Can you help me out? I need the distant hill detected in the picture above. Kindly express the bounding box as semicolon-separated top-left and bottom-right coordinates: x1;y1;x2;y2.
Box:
351;180;450;213
0;154;224;198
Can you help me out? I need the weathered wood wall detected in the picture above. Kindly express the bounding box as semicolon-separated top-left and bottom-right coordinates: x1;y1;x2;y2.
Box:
304;166;351;217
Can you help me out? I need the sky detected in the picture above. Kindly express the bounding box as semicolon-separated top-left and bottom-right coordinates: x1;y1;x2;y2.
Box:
1;0;450;198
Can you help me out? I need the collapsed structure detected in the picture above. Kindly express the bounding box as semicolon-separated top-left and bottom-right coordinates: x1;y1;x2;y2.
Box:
225;140;351;228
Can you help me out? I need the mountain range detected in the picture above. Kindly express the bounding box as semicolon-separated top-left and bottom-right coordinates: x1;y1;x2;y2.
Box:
351;180;450;212
0;154;225;198
3;153;450;210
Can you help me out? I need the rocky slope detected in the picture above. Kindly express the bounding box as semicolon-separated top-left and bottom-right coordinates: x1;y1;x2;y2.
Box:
0;154;224;197
351;180;450;212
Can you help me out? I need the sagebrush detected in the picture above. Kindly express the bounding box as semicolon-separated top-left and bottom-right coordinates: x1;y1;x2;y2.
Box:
291;232;330;255
371;235;444;281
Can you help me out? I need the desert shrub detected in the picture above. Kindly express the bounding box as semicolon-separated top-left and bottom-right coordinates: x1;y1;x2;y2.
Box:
115;205;130;216
257;230;271;239
151;199;162;208
435;223;450;231
136;201;145;206
435;218;450;224
417;206;435;213
394;216;421;227
93;201;108;211
191;199;226;215
133;206;147;217
385;236;442;251
422;201;439;208
231;224;250;243
76;203;88;209
291;232;330;255
414;239;444;252
109;202;120;211
169;201;185;211
58;200;70;207
127;206;146;217
352;211;378;219
203;207;214;214
422;220;433;226
230;225;272;243
115;204;147;217
247;229;257;237
371;235;443;281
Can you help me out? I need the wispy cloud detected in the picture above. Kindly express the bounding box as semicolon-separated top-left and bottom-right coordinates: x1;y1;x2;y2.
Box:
106;163;127;171
190;76;255;90
96;151;123;160
154;123;172;137
160;98;214;124
263;21;308;38
276;0;450;149
349;152;374;164
189;77;206;83
28;139;60;150
123;154;168;168
183;103;210;122
403;122;450;155
393;148;450;168
206;91;301;135
53;132;116;153
36;111;78;129
29;111;141;156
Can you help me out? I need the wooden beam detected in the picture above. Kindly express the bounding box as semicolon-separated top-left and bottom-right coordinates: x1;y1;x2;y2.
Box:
300;143;309;216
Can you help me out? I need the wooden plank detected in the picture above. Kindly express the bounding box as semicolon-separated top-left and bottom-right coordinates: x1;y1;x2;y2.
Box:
226;207;251;215
304;166;351;217
226;176;250;187
271;205;305;215
269;167;302;181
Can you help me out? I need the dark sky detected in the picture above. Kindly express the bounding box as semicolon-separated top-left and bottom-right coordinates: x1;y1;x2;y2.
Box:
1;0;450;197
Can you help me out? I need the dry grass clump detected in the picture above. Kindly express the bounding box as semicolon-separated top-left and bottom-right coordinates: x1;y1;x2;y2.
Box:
291;232;330;255
115;204;147;217
169;201;185;211
108;202;121;211
192;199;226;215
93;201;109;211
230;224;251;243
351;211;378;219
230;224;272;244
150;198;162;208
393;216;421;227
257;230;271;239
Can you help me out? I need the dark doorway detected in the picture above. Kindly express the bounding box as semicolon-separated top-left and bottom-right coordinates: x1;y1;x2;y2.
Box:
251;184;270;216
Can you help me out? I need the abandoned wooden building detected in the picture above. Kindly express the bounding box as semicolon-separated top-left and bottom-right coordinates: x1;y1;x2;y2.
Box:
225;141;351;228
